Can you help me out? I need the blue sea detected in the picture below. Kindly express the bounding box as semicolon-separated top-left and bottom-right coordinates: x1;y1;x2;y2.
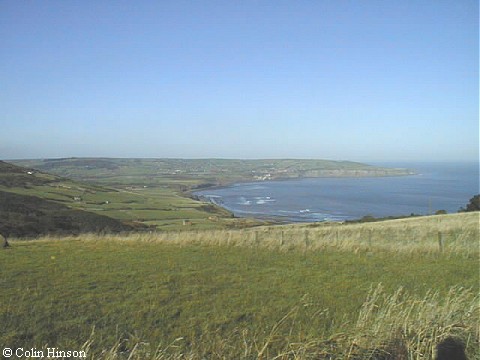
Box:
194;162;479;222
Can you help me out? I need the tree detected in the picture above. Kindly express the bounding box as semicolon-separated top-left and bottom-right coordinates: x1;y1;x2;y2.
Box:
459;195;480;212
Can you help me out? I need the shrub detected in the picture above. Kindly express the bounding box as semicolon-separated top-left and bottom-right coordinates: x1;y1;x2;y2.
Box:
459;195;479;212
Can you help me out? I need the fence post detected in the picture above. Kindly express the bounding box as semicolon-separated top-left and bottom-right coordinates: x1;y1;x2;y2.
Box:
280;231;284;246
254;231;259;246
438;232;444;253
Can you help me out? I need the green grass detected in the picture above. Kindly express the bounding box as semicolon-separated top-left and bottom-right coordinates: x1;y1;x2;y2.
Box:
1;160;271;231
1;213;478;359
0;179;240;231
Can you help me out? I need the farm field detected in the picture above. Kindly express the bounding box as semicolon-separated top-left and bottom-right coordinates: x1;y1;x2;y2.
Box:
12;158;412;187
1;212;478;359
0;160;256;232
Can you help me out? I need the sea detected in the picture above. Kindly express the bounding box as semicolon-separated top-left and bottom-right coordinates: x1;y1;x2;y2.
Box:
193;162;479;222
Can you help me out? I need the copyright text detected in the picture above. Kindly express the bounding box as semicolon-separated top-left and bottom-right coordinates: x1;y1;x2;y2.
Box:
3;347;87;358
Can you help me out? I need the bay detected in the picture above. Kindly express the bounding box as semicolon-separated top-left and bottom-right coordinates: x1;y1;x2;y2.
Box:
194;162;479;222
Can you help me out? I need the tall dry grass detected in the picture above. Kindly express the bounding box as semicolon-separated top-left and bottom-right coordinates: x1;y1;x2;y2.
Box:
351;284;478;359
44;212;478;256
9;212;478;359
67;284;478;359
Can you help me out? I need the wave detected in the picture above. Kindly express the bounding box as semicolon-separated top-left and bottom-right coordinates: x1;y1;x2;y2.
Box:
255;196;276;205
237;196;251;206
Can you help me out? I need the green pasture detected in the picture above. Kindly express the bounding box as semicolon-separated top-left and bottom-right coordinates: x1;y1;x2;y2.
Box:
1;231;478;359
0;179;238;231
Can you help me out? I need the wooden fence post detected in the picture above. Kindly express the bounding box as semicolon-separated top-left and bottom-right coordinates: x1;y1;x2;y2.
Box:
438;232;444;253
304;230;309;248
253;231;259;246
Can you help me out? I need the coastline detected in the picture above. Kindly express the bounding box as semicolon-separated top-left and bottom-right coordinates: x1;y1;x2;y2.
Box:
188;167;416;194
189;162;477;223
189;168;418;224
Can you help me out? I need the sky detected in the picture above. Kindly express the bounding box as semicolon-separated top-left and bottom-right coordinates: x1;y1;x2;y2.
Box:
0;0;478;162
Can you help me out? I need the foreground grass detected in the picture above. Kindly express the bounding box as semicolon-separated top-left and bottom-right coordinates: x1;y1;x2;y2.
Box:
1;213;478;359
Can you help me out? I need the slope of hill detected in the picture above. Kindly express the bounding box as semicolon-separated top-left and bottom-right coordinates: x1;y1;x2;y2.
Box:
13;158;414;188
0;161;142;238
0;160;245;232
0;190;136;238
0;160;59;187
1;212;477;359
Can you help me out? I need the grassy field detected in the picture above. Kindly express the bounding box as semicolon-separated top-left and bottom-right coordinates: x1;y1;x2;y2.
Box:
1;179;264;231
1;212;478;359
0;160;255;232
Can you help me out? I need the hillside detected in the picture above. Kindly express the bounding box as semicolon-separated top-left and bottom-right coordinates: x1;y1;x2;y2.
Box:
0;161;141;237
0;160;59;187
13;158;413;189
122;211;479;255
0;190;136;238
1;212;478;359
0;160;256;232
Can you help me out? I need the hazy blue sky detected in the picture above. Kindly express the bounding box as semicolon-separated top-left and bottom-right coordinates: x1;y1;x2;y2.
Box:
1;1;478;162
